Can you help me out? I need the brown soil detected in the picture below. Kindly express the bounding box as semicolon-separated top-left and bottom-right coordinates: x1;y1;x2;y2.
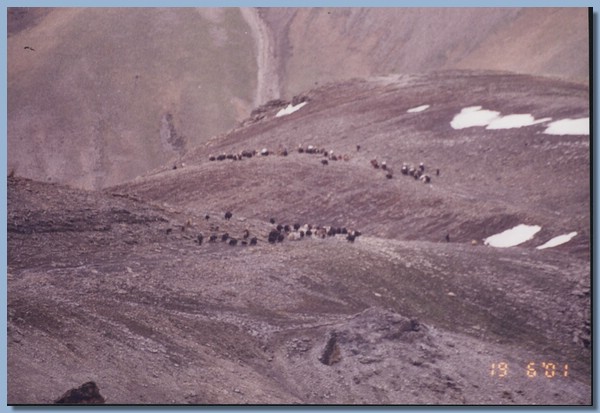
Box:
8;72;590;405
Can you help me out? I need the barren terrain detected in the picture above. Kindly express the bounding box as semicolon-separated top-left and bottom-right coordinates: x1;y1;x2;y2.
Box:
7;7;589;190
8;71;591;405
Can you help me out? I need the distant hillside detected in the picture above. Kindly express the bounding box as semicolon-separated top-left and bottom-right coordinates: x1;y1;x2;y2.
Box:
125;70;590;259
8;8;256;189
263;8;589;98
7;7;589;189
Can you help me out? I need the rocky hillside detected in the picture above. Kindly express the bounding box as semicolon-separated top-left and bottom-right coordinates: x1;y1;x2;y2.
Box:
7;7;589;189
8;71;590;405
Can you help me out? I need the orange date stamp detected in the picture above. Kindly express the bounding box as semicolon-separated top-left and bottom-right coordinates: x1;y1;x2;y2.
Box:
490;362;569;378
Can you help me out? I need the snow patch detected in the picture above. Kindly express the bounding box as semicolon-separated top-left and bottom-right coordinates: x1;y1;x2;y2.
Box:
484;224;542;248
450;106;500;129
451;106;554;130
543;118;589;135
276;102;308;118
536;232;577;250
487;114;552;130
407;104;430;113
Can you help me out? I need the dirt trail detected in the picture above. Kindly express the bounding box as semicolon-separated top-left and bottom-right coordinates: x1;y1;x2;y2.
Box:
240;8;280;106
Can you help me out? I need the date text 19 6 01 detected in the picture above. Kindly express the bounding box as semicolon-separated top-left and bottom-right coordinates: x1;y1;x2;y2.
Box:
490;362;569;378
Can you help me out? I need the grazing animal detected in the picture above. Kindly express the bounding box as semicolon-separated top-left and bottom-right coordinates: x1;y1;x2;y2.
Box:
321;159;329;165
293;223;301;231
205;214;210;220
420;174;431;183
298;144;305;153
346;233;356;242
250;237;258;245
270;217;276;224
276;224;283;232
306;229;313;237
370;159;379;169
197;234;204;245
166;228;173;235
209;234;218;242
386;171;393;179
224;211;233;220
229;238;238;246
445;233;450;242
243;229;250;239
419;162;425;172
401;165;409;175
261;148;269;156
347;230;362;239
277;233;285;242
241;240;248;246
288;232;302;241
356;145;361;152
315;227;327;238
284;224;291;233
268;229;280;244
381;161;387;170
221;233;230;242
217;154;226;161
209;155;216;161
436;168;440;176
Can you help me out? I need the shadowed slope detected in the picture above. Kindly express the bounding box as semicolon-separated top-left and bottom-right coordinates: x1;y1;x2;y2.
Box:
8;172;591;404
8;8;256;189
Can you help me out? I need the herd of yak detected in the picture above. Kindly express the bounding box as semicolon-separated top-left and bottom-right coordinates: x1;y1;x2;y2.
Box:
208;143;436;184
182;143;437;248
169;211;362;249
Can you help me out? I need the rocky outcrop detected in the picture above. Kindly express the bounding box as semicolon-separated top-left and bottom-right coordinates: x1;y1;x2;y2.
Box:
54;381;105;404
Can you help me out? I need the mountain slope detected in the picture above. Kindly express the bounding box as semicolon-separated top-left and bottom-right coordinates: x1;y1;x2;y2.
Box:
7;7;589;190
8;72;591;405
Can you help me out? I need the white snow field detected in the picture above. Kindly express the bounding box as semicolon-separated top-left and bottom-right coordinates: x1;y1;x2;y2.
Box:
450;106;500;129
484;224;542;248
275;102;308;117
536;232;578;250
407;104;430;113
451;106;588;136
543;118;589;135
487;114;551;129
